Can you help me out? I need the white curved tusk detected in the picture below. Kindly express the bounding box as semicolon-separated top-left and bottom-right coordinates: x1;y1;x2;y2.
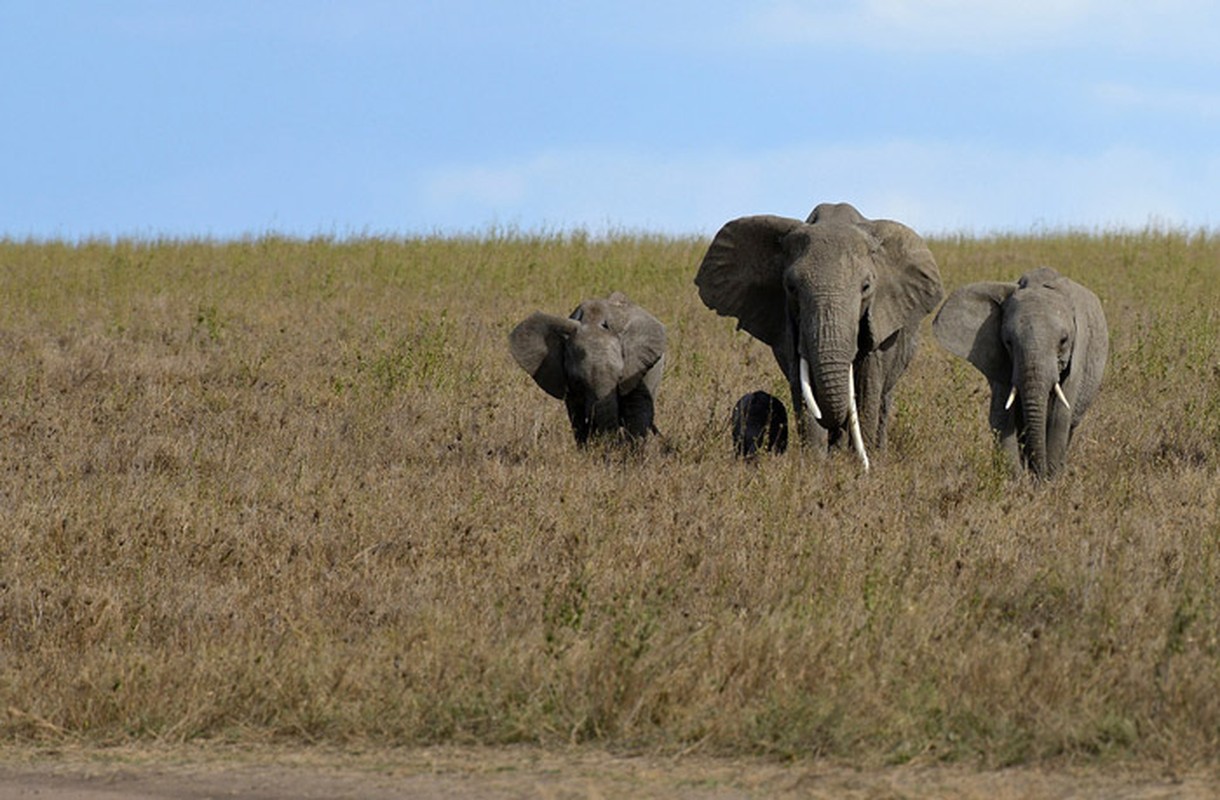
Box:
847;364;870;472
1054;382;1071;411
1004;385;1018;410
799;356;822;420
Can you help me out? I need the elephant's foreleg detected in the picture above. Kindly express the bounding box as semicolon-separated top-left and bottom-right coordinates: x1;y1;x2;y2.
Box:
869;327;918;452
788;380;829;452
618;385;657;439
987;379;1021;474
1045;399;1073;476
876;390;893;451
854;351;886;452
565;394;592;445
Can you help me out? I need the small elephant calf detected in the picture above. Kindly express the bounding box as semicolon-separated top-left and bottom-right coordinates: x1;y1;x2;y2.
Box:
933;267;1108;479
509;292;666;445
731;391;789;458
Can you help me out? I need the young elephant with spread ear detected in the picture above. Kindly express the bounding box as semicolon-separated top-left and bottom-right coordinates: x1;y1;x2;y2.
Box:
509;292;666;445
731;391;789;458
933;267;1108;480
696;202;943;470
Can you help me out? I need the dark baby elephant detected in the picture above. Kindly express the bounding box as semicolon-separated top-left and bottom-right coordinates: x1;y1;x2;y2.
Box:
509;292;666;445
731;391;789;458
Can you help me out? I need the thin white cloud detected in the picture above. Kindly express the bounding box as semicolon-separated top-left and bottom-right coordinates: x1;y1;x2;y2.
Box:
748;0;1219;56
1095;83;1220;120
106;1;425;44
417;142;1220;236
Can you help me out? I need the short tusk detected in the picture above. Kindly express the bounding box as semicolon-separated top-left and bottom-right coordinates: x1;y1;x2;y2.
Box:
799;356;822;420
847;364;870;472
1054;382;1071;411
1004;385;1018;410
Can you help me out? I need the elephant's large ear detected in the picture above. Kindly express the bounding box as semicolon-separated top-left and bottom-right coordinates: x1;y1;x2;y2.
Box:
865;220;945;347
619;305;667;394
1061;277;1108;415
694;215;803;348
508;312;579;399
932;282;1016;384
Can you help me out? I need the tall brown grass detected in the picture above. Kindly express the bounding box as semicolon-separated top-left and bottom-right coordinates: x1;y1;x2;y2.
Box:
1;229;1218;767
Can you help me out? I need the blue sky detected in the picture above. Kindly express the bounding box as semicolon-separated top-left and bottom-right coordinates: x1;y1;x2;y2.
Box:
4;1;1220;239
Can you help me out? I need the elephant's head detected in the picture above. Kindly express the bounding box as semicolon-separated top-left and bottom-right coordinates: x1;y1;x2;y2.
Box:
509;292;666;445
933;267;1107;479
695;203;942;463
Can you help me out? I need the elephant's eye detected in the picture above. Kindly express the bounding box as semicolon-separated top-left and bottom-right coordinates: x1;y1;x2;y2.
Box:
600;320;610;330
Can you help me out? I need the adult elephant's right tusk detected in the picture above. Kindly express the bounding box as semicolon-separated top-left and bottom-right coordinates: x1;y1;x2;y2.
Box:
799;356;822;420
1004;385;1018;410
847;364;870;472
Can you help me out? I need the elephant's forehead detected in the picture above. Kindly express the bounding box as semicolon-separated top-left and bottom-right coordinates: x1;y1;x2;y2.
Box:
575;299;612;322
568;328;623;366
1007;285;1070;315
1003;291;1072;336
783;226;874;278
787;223;871;255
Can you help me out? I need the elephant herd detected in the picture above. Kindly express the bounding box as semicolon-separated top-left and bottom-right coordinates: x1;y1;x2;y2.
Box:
510;202;1108;480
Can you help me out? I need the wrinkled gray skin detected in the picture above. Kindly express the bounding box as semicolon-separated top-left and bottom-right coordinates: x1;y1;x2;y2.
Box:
509;292;666;445
696;203;943;463
731;390;788;458
933;267;1108;480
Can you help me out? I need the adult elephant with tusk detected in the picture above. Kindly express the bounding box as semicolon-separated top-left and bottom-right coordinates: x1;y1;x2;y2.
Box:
695;203;944;469
933;267;1108;480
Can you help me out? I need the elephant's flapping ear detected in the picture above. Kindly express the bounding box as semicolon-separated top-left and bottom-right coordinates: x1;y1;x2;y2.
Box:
509;312;580;399
694;215;803;348
932;282;1017;384
616;303;666;394
864;221;945;348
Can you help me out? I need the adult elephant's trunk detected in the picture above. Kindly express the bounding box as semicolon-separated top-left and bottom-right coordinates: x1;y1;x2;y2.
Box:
802;301;856;424
802;325;869;469
807;350;852;431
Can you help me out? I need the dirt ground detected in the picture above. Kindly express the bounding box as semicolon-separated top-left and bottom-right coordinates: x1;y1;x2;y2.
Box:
0;746;1218;799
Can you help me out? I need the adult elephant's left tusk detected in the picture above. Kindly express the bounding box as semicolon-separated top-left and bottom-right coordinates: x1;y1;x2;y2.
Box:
799;356;822;420
1004;385;1018;410
847;364;870;472
1054;382;1071;411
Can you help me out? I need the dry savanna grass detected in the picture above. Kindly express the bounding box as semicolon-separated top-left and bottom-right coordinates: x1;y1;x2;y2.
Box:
1;229;1219;769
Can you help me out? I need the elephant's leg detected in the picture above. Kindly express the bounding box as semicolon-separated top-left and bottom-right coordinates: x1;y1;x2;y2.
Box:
854;350;886;452
876;389;893;451
788;380;829;452
618;385;657;439
987;379;1021;474
870;327;918;451
565;394;592;445
1045;399;1073;476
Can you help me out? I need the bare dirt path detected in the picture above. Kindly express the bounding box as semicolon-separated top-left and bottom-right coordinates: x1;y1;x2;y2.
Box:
0;745;1216;799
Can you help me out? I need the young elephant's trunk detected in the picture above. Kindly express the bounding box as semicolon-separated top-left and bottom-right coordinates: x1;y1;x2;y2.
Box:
1020;387;1050;478
587;393;620;437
